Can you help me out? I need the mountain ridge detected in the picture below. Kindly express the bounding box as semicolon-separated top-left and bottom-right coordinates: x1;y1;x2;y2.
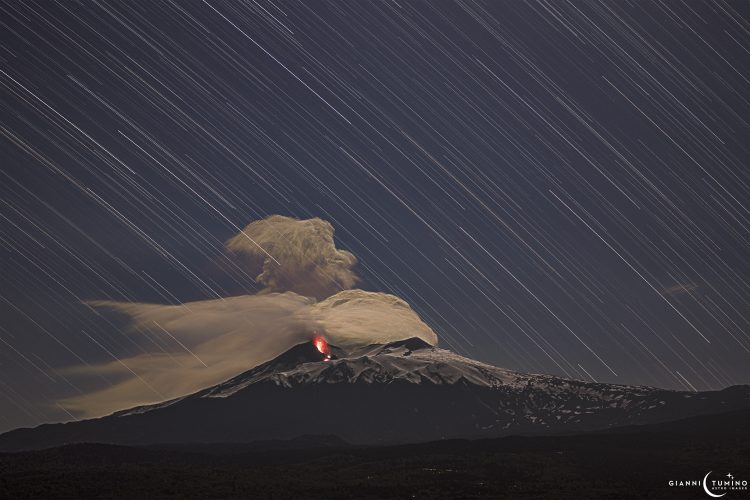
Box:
1;337;748;451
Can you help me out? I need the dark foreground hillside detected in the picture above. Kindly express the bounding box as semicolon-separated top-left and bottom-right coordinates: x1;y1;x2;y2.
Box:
1;408;748;499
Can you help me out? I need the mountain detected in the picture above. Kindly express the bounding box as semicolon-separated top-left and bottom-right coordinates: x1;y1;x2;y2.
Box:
1;337;748;451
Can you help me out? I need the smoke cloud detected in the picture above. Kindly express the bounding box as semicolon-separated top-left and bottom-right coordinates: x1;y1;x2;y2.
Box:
308;290;437;348
63;293;313;416
225;215;359;300
63;294;436;417
59;215;437;417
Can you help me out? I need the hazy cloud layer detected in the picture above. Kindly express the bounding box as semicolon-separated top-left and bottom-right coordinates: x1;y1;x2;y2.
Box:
225;215;358;300
64;290;437;417
64;292;313;416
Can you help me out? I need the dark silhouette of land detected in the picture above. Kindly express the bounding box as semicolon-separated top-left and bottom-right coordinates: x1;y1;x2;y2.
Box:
1;408;747;499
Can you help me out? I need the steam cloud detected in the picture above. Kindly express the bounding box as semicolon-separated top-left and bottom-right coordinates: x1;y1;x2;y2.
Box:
61;216;437;417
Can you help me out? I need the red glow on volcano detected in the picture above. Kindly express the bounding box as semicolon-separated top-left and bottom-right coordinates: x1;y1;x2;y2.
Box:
312;335;331;361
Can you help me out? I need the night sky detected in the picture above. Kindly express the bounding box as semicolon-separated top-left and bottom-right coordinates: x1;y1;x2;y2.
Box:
2;0;750;433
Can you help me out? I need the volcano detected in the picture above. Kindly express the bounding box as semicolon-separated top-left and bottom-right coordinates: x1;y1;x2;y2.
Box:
1;338;748;451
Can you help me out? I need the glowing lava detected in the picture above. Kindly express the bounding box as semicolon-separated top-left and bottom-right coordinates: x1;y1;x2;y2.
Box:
312;335;331;361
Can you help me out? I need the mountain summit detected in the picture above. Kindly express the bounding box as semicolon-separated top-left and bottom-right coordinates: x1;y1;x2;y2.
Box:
1;338;748;451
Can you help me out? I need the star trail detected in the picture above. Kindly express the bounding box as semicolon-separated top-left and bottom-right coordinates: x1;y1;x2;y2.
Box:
1;0;749;432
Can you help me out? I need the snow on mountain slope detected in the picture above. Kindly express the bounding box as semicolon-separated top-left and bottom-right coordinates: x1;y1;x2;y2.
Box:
202;337;522;397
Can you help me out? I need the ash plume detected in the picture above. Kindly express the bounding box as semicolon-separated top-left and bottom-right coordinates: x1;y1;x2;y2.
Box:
60;216;437;417
225;215;359;300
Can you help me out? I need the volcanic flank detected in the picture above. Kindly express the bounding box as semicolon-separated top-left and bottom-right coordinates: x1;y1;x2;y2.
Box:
1;337;748;451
